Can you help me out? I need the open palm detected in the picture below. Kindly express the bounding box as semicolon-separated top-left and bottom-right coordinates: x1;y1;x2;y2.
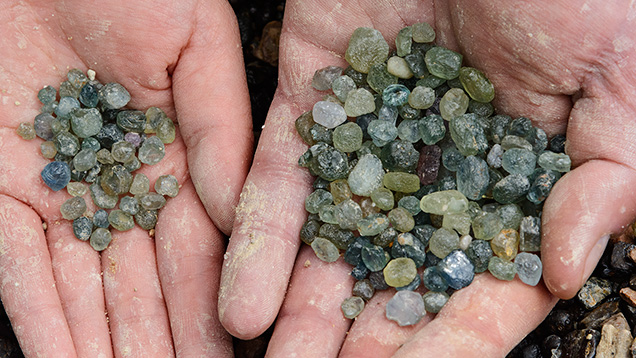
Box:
219;0;636;356
0;1;252;356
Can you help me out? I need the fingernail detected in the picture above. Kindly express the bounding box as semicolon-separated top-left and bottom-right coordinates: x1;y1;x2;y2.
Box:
583;234;610;280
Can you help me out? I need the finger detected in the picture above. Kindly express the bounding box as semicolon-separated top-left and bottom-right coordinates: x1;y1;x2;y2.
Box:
393;274;557;357
265;247;353;358
102;227;174;357
0;195;76;357
156;180;233;357
541;161;636;298
340;290;432;357
172;0;253;235
47;218;112;357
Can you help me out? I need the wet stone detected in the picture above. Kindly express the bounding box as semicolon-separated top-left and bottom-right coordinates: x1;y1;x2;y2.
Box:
440;88;469;121
38;85;57;104
459;67;495;103
34;113;55;140
345;27;389;74
119;196;140;216
341;296;365;319
41;161;71;191
424;46;462;80
311;237;340;263
466;239;493;273
578;277;614;309
562;329;601;358
386;290;425;326
90;181;118;209
422;291;449;314
99;82;131;109
515;252;543;286
422;266;449;292
383;257;417;287
54;131;80;156
520;216;541;252
135;209;158;230
312;66;343;90
387;56;413;79
111;140;135;163
17;122;36;140
72;216;92;241
60;197;87;220
138;136;165;165
419;114;446;145
90;228;112;251
488;256;516;281
438;249;474;289
138;193;167;210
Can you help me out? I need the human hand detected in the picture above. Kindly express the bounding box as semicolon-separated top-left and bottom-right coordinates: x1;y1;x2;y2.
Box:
0;0;252;356
218;0;636;356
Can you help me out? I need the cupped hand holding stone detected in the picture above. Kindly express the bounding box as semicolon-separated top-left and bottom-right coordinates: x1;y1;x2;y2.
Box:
0;1;251;356
218;0;636;356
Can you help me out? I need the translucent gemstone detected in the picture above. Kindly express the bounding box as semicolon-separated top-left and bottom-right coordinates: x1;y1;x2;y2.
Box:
93;209;110;228
138;136;165;165
66;181;87;197
341;296;365;319
370;187;394;211
309;145;349;181
379;140;418;173
55;97;80;118
84;164;101;183
310;124;332;144
577;277;613;309
468;100;494;117
312;101;347;129
59;81;80;99
457;155;489;200
420;190;468;215
345;27;389;73
416;145;441;186
496;203;524;229
386;290;425;326
412;22;436;43
488;115;511;144
502;148;537;176
395;26;412;57
472;212;503;240
397;120;420;143
425;46;462;80
138;193;167;210
442;212;471;236
111;141;135;163
538;151;571;172
519;216;541;252
501;135;533;151
507;117;533;137
391;232;427;267
34;113;55;140
145;107;168;134
300;219;321;245
335;199;363;230
119;196;140;215
73;217;92;241
95;123;125;149
372;227;397;248
344;89;375;118
73;149;97;172
488;256;516;281
96;149;114;165
382;84;410;107
17;122;36;140
38;85;57;104
54;131;80;156
41;161;71;191
367;63;398;93
422;266;449;292
101;165;133;196
417;74;446;89
377;104;398;124
360;197;381;217
418;114;446;145
353;279;375;301
135;209;158;230
332;122;363;153
396;274;421;292
438;249;475;289
67;69;88;89
458;67;495;103
362;244;389;272
123;156;141;172
398;196;421;216
108;210;135;231
295;111;316;145
440;88;469;121
487;144;503;169
404;51;428;79
332;75;356;102
312;66;343;90
515;252;542;286
408;86;435;109
130;173;150;195
383;257;417;287
90;228;112;251
493;174;530;204
429;227;460;258
441;147;463;172
325;180;349;205
50;117;70;134
382;172;419;193
351;262;370;280
367;120;398;147
550;134;566;153
358;213;390;236
388;207;415;232
422;291;449;314
491;229;520;261
450;114;488;156
466;239;493;273
156;118;176;144
387;56;413;79
81;137;101;152
79;83;99;107
60;197;87;220
99;82;131;109
344;236;371;265
527;127;548;153
344;66;367;87
117;110;146;133
527;169;560;204
90;182;118;209
154;175;179;197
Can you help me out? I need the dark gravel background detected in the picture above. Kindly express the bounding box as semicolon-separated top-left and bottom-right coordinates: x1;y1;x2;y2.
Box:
2;1;634;357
